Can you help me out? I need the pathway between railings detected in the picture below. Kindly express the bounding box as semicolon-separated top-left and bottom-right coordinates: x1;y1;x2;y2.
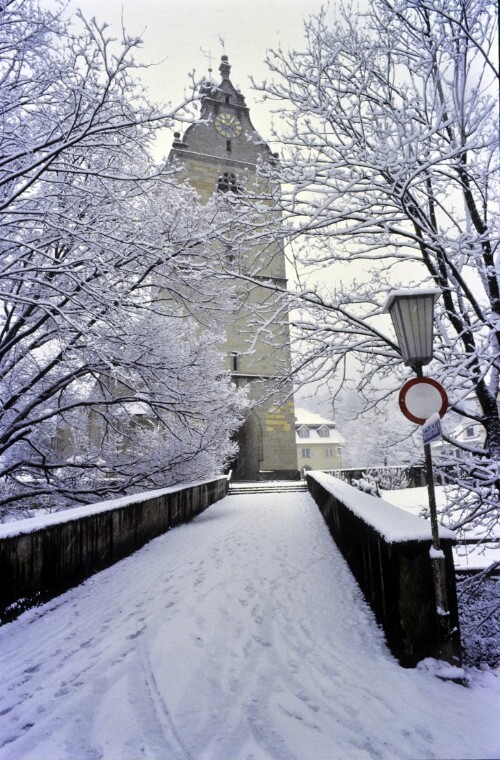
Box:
0;490;498;760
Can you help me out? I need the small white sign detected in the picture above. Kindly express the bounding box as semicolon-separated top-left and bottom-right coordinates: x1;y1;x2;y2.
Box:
422;413;442;445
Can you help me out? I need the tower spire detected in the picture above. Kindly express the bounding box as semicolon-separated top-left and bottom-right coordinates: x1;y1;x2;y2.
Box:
219;54;231;80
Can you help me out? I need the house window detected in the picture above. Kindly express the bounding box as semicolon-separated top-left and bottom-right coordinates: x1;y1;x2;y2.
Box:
230;352;239;372
301;448;312;459
325;448;334;458
465;426;475;438
297;426;310;438
226;139;232;152
318;426;330;438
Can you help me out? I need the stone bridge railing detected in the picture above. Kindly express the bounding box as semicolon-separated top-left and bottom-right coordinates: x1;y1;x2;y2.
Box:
306;471;462;668
0;476;228;624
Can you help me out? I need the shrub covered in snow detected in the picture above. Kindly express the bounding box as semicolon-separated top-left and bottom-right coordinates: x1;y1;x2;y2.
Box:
458;570;500;669
351;475;381;498
367;467;410;492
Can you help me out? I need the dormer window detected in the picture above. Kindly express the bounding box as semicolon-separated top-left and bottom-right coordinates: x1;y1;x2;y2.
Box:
317;426;330;438
297;426;310;438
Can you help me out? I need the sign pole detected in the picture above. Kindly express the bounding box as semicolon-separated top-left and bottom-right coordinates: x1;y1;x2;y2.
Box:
414;366;458;667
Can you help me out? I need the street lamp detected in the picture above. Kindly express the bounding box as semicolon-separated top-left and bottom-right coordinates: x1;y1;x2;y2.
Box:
385;288;460;669
385;289;440;371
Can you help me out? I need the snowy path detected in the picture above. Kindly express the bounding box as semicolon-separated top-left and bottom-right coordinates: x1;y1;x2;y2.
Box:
0;491;499;760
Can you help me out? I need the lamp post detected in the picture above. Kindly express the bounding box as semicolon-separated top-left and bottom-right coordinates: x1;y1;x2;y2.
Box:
385;289;459;667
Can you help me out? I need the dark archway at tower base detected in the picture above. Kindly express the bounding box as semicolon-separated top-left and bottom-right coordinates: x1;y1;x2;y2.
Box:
232;412;262;481
230;408;300;482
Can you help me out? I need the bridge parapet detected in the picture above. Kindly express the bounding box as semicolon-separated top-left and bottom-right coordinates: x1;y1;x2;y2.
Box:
0;477;229;624
306;471;462;667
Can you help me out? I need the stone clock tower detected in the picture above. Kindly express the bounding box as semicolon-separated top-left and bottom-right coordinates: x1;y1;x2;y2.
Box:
170;55;298;481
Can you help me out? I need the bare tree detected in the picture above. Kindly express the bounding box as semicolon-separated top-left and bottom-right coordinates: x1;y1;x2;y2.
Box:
251;0;499;534
0;1;246;516
333;389;421;468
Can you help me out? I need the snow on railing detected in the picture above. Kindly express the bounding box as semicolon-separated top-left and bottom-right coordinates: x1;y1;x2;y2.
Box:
306;471;462;666
0;476;229;625
0;477;228;540
309;471;455;544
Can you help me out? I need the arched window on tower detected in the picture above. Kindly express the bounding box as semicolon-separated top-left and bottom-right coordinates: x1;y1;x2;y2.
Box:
217;172;240;193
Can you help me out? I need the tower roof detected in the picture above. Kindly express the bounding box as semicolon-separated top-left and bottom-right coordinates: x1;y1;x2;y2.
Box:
169;53;270;179
197;55;247;113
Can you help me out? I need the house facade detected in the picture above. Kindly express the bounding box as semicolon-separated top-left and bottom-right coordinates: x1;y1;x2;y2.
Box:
295;408;343;474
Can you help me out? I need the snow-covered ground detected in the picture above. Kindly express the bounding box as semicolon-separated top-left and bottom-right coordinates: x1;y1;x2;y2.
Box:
0;491;499;760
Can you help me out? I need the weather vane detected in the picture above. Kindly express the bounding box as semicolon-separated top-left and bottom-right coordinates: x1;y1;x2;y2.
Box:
200;47;214;76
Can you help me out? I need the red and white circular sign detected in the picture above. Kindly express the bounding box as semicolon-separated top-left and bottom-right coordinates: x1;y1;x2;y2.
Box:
399;378;448;425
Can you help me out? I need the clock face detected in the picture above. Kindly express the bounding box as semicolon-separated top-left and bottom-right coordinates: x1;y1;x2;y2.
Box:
214;112;242;138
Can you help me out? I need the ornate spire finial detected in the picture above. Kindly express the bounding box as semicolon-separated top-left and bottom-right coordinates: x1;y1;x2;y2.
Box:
219;54;231;80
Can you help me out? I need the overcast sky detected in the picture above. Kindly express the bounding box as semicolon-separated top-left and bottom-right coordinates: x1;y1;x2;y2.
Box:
56;0;330;154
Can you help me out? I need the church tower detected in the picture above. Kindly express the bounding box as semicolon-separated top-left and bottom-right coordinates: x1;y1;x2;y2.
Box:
170;55;298;480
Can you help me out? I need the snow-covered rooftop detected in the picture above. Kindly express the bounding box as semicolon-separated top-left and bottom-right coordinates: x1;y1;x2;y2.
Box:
295;408;343;445
295;407;336;427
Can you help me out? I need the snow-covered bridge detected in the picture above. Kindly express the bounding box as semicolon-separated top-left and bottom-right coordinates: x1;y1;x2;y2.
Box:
0;489;498;760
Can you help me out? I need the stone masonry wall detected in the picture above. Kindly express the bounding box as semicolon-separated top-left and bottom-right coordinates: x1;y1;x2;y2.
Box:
0;477;228;624
306;473;462;667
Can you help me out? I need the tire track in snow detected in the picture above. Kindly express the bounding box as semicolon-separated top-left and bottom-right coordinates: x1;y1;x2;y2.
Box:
200;493;392;758
131;637;195;760
148;492;345;759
